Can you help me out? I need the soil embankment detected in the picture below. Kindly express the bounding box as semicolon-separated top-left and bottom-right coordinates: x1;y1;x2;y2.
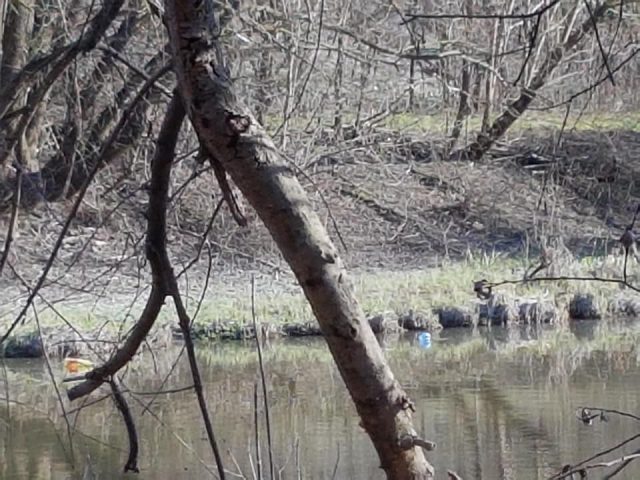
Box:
2;128;640;356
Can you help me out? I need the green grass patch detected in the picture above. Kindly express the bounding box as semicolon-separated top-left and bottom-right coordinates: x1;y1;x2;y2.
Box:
378;110;640;135
9;252;636;337
188;253;633;327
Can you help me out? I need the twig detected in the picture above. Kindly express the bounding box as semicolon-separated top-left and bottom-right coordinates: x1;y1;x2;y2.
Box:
577;406;640;423
252;275;275;479
398;433;436;452
208;151;247;227
583;0;615;86
0;168;22;274
176;198;223;278
532;48;639;111
0;63;172;347
605;449;640;478
330;442;340;480
554;453;640;479
273;0;325;139
513;12;542;86
109;379;140;473
172;263;226;479
404;0;562;22
98;45;174;98
31;304;75;466
254;382;262;480
550;433;640;478
65;393;113;416
487;275;640;294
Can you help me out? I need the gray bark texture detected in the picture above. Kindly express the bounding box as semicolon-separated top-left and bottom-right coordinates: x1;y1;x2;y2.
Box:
164;0;435;478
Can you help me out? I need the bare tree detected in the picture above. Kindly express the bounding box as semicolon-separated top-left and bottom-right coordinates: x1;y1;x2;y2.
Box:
1;0;639;478
162;2;434;477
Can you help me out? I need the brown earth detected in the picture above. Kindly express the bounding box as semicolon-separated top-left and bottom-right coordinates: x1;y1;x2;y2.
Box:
1;127;638;306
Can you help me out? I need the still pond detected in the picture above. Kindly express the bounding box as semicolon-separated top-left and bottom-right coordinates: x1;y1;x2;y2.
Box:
2;322;640;479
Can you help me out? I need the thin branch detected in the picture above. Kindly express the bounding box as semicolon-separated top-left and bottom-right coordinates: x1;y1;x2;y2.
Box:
67;93;226;478
531;48;639;111
208;151;248;227
171;259;226;480
254;382;263;480
273;0;325;138
583;0;615;86
0;64;172;348
577;406;640;423
251;276;275;479
513;13;542;86
0;168;21;274
65;85;179;400
404;0;563;22
486;275;640;294
31;304;76;466
97;45;174;99
109;379;140;473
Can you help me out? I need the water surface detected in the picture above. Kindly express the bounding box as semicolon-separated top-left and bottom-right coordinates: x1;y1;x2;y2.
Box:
2;322;640;479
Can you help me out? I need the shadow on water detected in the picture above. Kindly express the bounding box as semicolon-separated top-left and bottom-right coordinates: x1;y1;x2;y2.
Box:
2;322;640;479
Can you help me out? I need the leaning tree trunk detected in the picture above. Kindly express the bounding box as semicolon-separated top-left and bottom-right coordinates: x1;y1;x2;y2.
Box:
164;1;434;478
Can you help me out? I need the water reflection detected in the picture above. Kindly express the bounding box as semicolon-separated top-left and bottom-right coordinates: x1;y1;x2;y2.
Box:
1;323;640;479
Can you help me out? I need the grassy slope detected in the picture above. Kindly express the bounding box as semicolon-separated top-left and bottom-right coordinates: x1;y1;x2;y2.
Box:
2;113;640;335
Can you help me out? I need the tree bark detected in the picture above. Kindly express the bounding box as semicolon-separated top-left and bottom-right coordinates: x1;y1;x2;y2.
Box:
0;0;34;87
1;0;36;170
164;1;434;478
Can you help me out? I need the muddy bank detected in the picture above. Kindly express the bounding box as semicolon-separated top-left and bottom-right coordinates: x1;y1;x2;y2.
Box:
1;324;173;360
171;291;640;341
4;291;639;358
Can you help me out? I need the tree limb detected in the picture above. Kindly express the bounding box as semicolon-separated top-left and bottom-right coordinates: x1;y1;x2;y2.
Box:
164;0;434;478
67;91;184;401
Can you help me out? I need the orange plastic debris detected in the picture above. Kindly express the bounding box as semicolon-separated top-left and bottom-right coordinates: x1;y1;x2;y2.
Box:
63;357;94;374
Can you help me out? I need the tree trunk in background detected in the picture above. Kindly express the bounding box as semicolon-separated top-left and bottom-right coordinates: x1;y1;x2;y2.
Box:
1;0;33;86
456;0;617;162
0;51;169;212
164;1;434;478
1;0;37;171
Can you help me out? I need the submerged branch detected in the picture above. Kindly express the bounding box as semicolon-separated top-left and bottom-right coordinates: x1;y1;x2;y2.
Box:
109;379;140;473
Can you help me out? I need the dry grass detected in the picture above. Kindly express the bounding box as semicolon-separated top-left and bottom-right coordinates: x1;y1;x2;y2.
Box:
2;127;640;343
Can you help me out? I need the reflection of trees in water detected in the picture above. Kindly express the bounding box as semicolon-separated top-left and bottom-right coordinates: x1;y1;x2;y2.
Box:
0;405;102;479
399;324;640;479
439;378;559;479
3;332;640;479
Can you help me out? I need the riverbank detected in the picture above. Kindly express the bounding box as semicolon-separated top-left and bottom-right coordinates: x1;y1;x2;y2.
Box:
3;253;640;358
3;124;640;357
